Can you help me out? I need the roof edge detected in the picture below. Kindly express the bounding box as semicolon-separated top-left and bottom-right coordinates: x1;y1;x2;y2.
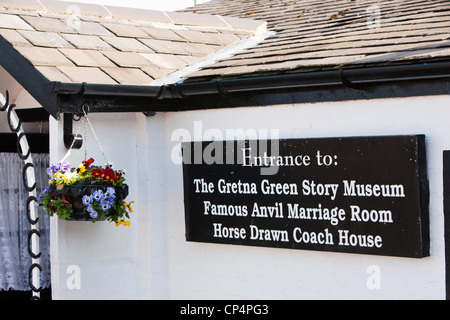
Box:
0;0;266;32
0;35;59;117
53;61;450;115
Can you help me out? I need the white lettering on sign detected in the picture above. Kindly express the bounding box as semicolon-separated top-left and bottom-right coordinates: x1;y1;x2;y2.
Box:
338;230;383;248
217;179;257;194
213;223;246;240
293;228;334;245
286;203;346;226
350;205;393;224
260;180;298;195
249;225;289;242
343;180;405;198
242;148;311;168
302;180;339;200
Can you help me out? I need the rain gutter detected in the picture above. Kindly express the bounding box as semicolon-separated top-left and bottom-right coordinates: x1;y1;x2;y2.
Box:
51;61;450;116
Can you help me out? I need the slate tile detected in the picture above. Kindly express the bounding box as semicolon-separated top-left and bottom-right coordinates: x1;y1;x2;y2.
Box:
15;46;74;66
140;27;185;41
0;13;34;30
275;56;359;69
101;67;153;85
21;15;76;33
208;32;241;45
346;47;450;66
219;29;253;40
103;5;172;24
101;22;149;38
402;47;450;59
0;29;30;46
76;14;114;23
186;55;362;79
220;15;267;33
173;29;218;44
57;66;117;84
343;52;414;66
142;67;176;80
34;12;72;19
38;0;110;17
59;48;116;67
185;66;243;79
209;56;262;68
0;8;39;16
177;55;203;65
75;21;114;36
138;38;189;55
0;0;44;11
19;30;74;48
140;53;188;69
61;34;112;50
175;42;218;56
101;36;154;52
165;11;228;28
101;51;157;68
35;66;72;82
188;25;222;32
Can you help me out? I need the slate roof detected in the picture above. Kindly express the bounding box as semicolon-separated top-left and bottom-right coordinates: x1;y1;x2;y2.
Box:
1;0;449;118
181;0;450;82
0;0;266;85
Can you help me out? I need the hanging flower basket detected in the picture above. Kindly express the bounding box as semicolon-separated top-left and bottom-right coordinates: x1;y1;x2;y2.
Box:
38;158;133;226
39;109;133;226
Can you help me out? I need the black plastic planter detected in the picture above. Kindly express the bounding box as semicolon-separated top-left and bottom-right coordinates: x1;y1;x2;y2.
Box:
50;183;129;221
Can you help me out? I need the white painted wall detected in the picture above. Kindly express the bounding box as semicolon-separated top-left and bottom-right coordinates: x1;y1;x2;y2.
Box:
160;95;447;300
50;94;449;299
50;113;143;299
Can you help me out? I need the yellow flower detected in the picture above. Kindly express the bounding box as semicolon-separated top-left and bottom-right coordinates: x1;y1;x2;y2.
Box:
62;171;79;184
76;158;94;173
115;220;131;227
77;166;87;174
124;201;135;213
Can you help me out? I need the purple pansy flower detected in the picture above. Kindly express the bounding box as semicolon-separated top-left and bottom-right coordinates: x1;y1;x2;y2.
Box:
82;195;92;206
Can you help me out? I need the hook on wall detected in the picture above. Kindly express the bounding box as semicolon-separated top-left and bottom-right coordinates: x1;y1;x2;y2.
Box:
63;113;83;150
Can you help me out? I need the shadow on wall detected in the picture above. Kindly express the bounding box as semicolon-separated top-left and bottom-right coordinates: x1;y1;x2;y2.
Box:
0;287;52;300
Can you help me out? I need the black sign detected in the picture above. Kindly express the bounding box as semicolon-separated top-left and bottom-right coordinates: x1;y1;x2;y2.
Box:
182;135;429;258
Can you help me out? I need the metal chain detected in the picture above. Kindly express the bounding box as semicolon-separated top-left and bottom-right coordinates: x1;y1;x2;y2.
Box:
60;108;108;165
84;111;88;162
84;111;108;165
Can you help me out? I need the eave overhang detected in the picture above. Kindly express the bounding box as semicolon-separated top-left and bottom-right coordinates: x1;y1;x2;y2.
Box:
51;61;450;117
0;35;59;118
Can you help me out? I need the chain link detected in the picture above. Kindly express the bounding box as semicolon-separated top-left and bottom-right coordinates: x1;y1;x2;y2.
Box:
60;108;108;165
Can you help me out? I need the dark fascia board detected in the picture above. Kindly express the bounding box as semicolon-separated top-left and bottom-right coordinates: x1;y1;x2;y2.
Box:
51;81;164;98
15;108;50;122
0;133;49;153
0;36;59;118
53;61;450;115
